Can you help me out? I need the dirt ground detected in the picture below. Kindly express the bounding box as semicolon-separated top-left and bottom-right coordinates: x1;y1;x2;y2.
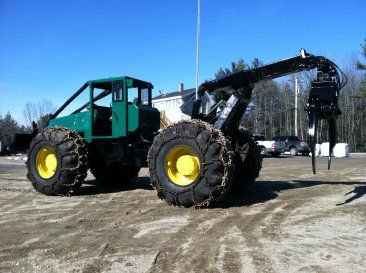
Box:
0;155;365;273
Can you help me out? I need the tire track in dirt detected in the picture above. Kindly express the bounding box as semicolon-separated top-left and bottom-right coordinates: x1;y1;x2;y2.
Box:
228;183;330;272
1;156;366;272
150;200;294;273
259;200;303;241
234;201;283;273
148;210;230;272
222;246;242;272
148;211;225;273
257;182;329;242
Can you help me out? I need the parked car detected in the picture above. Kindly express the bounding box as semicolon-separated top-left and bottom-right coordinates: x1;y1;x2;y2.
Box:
272;136;310;156
254;134;281;157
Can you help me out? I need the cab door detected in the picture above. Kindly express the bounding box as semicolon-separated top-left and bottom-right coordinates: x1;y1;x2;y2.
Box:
111;80;127;137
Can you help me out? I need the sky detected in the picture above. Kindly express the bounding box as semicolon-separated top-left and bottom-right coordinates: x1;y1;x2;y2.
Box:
0;0;365;124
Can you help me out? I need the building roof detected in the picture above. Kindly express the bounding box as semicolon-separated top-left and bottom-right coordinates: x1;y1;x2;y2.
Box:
152;86;217;117
152;88;195;100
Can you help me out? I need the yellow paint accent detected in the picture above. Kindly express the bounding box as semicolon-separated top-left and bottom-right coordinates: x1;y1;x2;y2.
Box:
176;155;199;176
36;147;57;179
165;146;200;186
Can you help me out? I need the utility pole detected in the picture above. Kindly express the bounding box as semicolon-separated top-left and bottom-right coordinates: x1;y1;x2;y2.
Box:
294;77;299;136
195;0;201;99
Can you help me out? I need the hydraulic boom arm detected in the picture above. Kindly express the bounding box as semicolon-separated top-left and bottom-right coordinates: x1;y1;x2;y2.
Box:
192;49;347;174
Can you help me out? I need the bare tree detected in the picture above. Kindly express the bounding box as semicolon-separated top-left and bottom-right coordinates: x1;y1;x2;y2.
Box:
22;100;56;128
23;102;37;127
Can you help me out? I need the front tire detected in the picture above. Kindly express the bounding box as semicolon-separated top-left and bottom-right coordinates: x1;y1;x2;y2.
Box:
148;120;234;208
27;128;87;195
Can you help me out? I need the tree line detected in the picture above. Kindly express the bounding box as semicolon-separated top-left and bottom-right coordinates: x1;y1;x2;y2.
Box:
0;100;55;150
214;40;366;152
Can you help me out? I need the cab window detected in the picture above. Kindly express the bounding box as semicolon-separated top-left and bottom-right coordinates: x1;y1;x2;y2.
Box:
112;81;123;102
140;88;149;105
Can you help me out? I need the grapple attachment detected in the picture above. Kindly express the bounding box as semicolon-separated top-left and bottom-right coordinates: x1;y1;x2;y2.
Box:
306;80;341;174
190;49;346;175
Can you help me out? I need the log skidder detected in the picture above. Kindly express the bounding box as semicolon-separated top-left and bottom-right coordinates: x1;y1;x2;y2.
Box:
18;50;347;208
27;128;87;195
148;120;234;207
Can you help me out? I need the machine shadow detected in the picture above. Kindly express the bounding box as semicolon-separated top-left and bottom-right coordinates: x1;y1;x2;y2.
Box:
336;185;366;205
219;180;366;208
76;176;366;208
75;176;153;196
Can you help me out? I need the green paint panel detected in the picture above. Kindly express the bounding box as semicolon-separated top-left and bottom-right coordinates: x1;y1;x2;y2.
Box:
49;111;92;141
49;76;160;143
127;104;160;135
137;105;160;136
112;101;126;137
128;103;139;132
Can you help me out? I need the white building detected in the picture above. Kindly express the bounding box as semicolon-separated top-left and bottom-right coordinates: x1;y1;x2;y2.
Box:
152;84;214;123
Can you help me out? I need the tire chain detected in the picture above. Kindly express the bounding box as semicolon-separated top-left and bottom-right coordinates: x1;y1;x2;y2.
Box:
26;127;88;196
147;119;234;208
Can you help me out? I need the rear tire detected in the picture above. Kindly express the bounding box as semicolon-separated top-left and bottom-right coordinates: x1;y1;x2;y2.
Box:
27;128;87;195
148;120;234;208
232;129;263;191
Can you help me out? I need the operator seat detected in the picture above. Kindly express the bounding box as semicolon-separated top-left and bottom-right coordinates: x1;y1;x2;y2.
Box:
92;105;112;136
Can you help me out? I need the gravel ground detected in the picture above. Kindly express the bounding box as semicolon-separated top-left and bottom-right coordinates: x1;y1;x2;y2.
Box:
0;155;365;273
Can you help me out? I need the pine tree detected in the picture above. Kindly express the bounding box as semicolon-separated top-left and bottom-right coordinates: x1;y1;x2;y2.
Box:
357;39;366;97
0;112;20;145
357;39;366;70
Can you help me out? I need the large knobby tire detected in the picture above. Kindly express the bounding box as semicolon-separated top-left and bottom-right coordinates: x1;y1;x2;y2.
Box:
27;127;87;195
148;120;234;208
232;129;263;191
91;165;140;185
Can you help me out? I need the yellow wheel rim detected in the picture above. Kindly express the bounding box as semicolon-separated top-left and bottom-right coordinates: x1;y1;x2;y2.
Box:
165;146;200;186
36;147;58;179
